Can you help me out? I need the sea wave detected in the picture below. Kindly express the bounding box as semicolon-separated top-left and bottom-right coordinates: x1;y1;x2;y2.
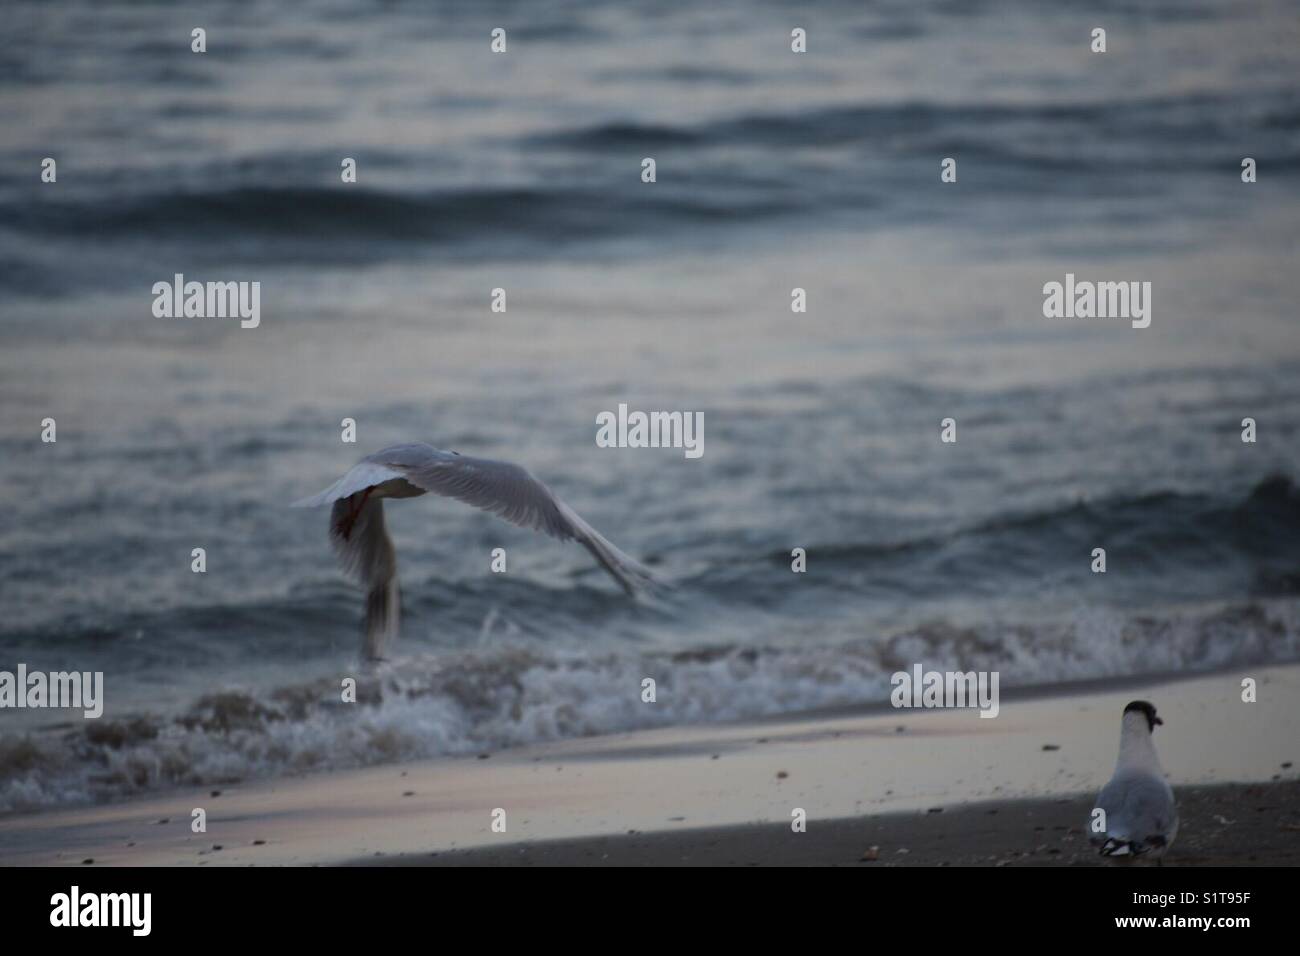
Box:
2;598;1298;813
4;89;1296;251
5;474;1299;659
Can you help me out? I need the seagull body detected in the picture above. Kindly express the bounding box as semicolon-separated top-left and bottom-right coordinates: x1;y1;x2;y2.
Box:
1091;700;1178;860
294;442;656;659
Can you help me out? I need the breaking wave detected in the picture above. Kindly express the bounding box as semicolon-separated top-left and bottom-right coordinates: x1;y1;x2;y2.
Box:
3;599;1298;813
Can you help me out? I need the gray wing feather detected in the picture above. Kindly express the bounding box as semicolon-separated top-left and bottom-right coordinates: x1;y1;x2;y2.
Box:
368;444;659;596
1095;772;1177;845
292;461;413;508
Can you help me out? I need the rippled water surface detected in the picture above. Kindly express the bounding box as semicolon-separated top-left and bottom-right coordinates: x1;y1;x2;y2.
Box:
1;0;1299;810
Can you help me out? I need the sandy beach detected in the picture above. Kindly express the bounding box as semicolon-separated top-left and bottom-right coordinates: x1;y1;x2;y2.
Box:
2;665;1296;867
398;780;1300;867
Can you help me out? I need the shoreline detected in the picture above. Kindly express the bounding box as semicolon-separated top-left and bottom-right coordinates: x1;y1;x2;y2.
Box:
1;664;1297;866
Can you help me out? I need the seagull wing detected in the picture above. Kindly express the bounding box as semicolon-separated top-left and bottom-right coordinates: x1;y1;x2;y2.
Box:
1095;772;1178;854
368;443;660;596
291;459;418;508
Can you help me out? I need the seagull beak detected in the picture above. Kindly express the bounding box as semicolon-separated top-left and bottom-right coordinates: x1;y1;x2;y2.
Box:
1154;716;1164;726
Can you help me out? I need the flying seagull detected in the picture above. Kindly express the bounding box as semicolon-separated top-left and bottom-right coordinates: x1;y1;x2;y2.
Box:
294;442;657;659
1091;700;1178;861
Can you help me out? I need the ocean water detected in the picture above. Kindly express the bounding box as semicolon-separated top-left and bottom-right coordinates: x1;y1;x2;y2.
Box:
1;0;1299;812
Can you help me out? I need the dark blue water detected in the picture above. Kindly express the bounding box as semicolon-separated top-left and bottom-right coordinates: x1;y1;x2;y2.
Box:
1;0;1299;811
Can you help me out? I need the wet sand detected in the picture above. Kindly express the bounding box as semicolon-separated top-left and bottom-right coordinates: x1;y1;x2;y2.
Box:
385;779;1300;867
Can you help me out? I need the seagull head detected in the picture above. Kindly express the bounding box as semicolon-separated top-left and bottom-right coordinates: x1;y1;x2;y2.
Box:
1123;699;1162;732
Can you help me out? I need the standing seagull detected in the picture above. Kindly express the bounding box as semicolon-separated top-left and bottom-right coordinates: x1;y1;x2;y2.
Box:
294;442;657;659
1091;700;1178;861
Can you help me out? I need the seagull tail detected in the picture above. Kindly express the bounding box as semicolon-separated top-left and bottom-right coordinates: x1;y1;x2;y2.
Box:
1099;837;1159;858
1099;838;1134;857
330;495;400;661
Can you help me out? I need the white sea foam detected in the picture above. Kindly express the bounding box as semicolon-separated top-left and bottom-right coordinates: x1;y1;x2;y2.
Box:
2;599;1297;814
